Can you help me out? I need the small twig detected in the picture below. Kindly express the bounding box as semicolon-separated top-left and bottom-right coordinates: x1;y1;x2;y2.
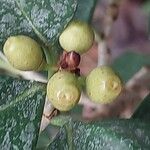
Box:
43;108;59;120
40;97;60;131
0;51;8;62
97;40;111;66
126;66;150;90
0;51;48;83
97;0;120;66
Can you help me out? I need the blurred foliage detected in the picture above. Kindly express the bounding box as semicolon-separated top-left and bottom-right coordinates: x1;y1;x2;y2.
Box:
142;0;150;13
142;0;150;37
132;94;150;121
112;52;150;83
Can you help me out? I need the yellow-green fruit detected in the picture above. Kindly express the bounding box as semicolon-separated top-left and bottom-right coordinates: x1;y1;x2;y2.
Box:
59;20;94;54
3;35;43;71
47;71;81;111
86;66;122;104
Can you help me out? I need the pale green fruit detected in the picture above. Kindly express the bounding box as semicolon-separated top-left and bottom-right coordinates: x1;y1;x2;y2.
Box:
59;20;94;54
3;35;43;71
47;71;81;111
86;66;122;104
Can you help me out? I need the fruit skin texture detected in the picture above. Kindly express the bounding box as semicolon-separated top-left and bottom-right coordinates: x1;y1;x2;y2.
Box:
86;66;122;104
47;71;81;111
59;20;94;54
3;35;43;71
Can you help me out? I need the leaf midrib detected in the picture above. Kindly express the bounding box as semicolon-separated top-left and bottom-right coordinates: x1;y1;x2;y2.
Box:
14;0;50;46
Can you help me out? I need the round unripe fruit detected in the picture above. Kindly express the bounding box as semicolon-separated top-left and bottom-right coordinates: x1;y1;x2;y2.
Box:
86;66;122;104
47;71;81;111
59;20;94;54
3;35;43;71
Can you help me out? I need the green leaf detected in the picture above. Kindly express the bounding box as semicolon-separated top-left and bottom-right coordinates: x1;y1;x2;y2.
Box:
36;124;59;150
112;52;150;82
142;1;150;14
142;1;150;38
47;119;150;150
0;75;46;149
41;43;61;78
0;0;77;49
74;0;98;22
50;115;71;127
36;129;51;150
132;94;150;121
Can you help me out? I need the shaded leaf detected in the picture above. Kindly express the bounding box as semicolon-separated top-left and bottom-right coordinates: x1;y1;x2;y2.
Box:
0;76;46;149
50;115;71;127
132;94;150;121
142;0;150;40
47;119;150;150
70;105;83;121
74;0;98;22
36;132;50;150
0;0;77;49
112;52;150;82
142;1;150;14
36;124;60;150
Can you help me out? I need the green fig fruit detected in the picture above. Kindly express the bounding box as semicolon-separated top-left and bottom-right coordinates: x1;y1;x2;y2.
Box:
3;35;43;71
47;71;81;111
86;66;122;104
59;20;94;54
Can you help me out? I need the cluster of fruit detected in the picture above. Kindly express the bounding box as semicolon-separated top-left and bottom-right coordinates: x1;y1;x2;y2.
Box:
3;20;122;111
